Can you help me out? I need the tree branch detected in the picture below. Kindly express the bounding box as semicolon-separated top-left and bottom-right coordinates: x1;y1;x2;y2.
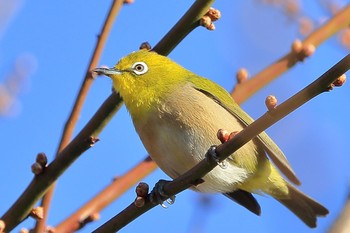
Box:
93;53;350;233
232;4;350;104
152;0;214;55
0;93;123;232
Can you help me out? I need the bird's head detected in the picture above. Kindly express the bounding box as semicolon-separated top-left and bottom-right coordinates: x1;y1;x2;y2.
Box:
94;50;190;118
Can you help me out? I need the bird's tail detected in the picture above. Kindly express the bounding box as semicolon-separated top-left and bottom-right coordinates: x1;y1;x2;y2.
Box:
274;183;329;228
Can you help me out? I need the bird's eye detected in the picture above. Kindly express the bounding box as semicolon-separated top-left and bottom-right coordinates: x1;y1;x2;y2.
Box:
132;62;148;75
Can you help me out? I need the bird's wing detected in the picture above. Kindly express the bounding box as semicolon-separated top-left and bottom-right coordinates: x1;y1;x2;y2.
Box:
189;75;300;185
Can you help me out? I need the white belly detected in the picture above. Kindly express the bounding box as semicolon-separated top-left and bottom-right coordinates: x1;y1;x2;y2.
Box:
134;84;259;193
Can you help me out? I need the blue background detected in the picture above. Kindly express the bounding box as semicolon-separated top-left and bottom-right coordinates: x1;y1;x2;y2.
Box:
1;1;349;232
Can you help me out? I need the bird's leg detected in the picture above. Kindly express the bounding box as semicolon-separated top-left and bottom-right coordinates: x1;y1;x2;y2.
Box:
150;179;176;208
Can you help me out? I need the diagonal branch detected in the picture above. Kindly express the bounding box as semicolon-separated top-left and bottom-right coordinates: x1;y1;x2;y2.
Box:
0;92;123;232
152;0;214;55
232;4;350;104
93;53;350;233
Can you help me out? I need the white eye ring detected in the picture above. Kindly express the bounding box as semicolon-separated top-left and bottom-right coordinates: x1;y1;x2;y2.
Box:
132;62;148;75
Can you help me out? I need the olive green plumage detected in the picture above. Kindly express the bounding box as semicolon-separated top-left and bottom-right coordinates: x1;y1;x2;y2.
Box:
94;50;328;228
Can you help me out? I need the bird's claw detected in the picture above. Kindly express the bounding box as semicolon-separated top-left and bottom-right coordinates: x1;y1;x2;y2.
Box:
206;145;227;169
160;196;176;208
218;160;228;169
150;179;176;208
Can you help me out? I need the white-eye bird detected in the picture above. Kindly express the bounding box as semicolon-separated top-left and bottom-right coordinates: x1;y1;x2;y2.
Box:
94;50;328;228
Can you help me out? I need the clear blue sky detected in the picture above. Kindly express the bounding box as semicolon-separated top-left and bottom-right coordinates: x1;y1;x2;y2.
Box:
1;1;350;232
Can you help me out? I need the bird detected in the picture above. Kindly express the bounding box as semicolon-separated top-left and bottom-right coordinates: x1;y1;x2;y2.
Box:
94;49;328;228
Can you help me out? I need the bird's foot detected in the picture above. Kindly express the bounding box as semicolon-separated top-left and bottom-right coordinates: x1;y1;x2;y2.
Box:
150;179;176;208
206;145;227;169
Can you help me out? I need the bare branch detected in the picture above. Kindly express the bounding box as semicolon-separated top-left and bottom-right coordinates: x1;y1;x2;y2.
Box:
0;93;123;232
152;0;215;55
232;5;350;104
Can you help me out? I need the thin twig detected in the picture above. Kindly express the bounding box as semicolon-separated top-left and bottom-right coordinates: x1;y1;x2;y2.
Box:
152;0;214;55
93;53;350;233
34;0;126;232
0;0;215;231
232;4;350;104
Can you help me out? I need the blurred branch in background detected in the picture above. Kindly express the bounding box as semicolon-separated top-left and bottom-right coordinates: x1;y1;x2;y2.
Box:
0;0;37;117
258;0;350;58
260;0;350;49
0;0;22;38
232;3;350;104
0;54;37;117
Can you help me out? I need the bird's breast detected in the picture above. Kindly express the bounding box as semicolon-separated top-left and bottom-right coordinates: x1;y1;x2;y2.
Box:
133;84;260;193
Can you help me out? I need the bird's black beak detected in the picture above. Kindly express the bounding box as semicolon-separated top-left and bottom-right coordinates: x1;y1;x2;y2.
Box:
93;67;121;76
